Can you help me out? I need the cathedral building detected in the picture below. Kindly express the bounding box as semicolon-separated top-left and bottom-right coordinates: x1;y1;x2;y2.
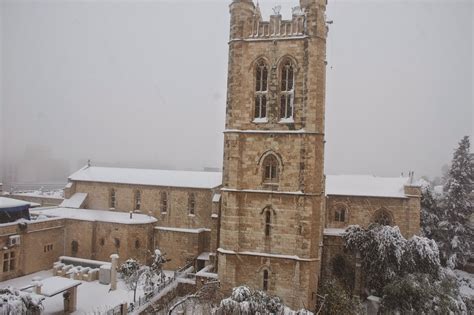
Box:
0;0;421;311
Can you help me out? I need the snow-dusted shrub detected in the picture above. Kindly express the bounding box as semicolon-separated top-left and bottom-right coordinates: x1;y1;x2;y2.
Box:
316;280;361;315
215;286;310;315
380;272;467;314
0;287;44;314
402;235;440;276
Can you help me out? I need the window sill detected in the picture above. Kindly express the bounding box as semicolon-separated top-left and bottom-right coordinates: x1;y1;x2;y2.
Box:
161;212;167;215
253;118;268;124
278;117;294;124
188;214;196;217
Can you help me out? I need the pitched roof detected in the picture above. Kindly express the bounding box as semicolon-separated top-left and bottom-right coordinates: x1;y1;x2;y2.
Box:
326;175;410;198
68;166;222;189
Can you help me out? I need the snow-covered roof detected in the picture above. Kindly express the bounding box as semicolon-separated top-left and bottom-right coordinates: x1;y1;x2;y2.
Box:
155;226;211;234
31;207;157;225
60;193;88;208
0;197;39;209
326;175;409;198
69;166;222;189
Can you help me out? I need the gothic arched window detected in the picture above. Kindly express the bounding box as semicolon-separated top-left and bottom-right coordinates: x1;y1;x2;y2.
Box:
334;206;346;222
263;269;269;291
265;211;271;236
280;59;294;120
262;154;279;183
373;209;393;226
254;60;268;120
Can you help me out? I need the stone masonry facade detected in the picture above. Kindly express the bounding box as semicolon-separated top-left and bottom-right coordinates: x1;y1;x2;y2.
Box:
0;0;423;311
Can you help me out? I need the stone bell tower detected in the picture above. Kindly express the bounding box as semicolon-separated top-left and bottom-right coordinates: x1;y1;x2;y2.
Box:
218;0;327;310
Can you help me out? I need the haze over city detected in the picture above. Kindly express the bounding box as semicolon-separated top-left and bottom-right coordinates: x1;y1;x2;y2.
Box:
0;0;472;187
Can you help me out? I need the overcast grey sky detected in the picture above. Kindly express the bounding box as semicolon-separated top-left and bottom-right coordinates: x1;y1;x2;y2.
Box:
0;0;472;185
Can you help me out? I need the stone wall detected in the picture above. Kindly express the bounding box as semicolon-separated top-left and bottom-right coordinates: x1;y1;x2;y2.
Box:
217;253;320;310
0;218;66;281
155;228;210;270
325;193;421;238
71;181;215;230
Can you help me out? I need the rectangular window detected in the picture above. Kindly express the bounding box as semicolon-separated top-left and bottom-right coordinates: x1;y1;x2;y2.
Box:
110;189;116;209
135;191;141;210
3;252;15;273
44;244;53;252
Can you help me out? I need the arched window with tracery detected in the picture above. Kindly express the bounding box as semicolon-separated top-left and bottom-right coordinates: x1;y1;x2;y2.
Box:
280;59;294;120
262;154;279;184
373;209;393;226
334;206;346;222
254;60;268;120
263;269;269;291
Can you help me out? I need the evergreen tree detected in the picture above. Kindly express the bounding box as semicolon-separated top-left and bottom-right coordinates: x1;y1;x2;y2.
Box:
420;181;440;239
435;136;473;268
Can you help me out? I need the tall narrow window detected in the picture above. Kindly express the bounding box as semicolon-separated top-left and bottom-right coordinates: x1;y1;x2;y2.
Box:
265;211;271;236
263;270;269;291
262;155;279;183
280;60;294;120
188;193;196;215
3;252;15;272
335;207;346;222
134;190;141;210
161;191;168;214
110;189;116;209
254;60;268;119
71;240;79;256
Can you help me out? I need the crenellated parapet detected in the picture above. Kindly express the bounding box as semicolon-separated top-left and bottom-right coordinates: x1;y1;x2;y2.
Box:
230;0;327;41
249;7;306;39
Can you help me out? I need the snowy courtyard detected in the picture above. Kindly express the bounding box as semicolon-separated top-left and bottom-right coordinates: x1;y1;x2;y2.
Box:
0;269;174;314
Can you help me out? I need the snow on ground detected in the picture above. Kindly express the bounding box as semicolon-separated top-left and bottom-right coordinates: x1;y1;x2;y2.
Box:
455;269;474;298
0;270;145;314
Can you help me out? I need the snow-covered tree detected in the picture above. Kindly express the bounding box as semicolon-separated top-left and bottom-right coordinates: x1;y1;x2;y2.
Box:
433;136;473;268
380;272;467;314
0;287;44;314
344;224;441;293
119;249;169;302
119;258;145;302
419;179;441;238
